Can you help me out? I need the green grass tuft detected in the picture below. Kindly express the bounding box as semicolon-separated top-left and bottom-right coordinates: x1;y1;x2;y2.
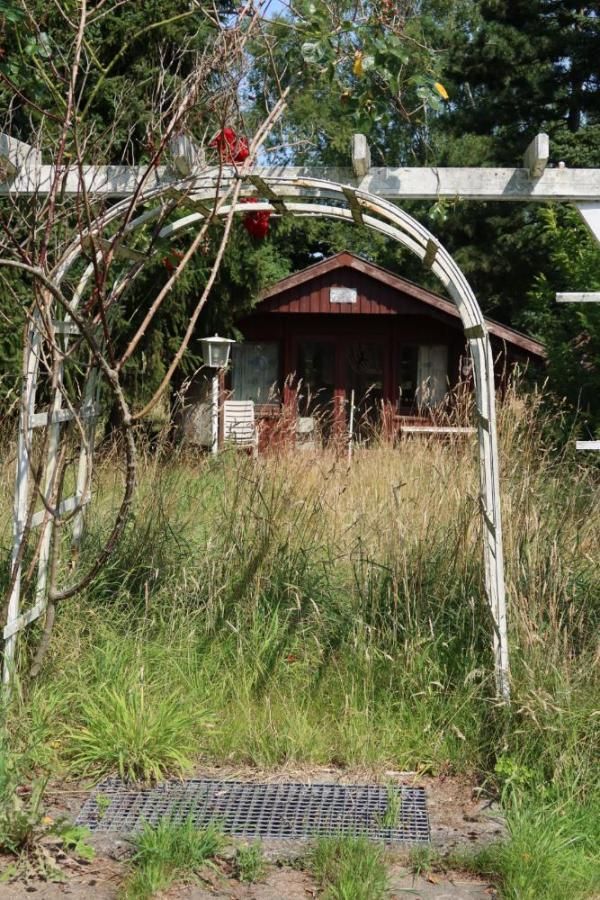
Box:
65;683;205;782
453;793;600;900
233;841;266;883
121;818;222;899
311;835;388;900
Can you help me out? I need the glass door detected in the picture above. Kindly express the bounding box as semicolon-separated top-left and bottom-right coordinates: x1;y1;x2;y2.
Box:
345;341;385;439
296;339;337;437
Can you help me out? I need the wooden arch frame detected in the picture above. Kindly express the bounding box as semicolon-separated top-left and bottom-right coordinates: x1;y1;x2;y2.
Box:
4;174;510;699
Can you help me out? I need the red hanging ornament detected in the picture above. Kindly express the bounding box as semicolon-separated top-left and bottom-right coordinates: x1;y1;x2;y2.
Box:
162;249;184;273
209;127;249;163
241;197;271;240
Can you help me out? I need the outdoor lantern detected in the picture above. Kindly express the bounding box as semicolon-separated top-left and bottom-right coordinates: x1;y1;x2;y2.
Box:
200;334;235;369
199;334;236;457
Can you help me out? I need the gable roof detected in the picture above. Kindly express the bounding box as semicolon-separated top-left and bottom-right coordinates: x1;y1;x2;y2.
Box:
258;251;546;359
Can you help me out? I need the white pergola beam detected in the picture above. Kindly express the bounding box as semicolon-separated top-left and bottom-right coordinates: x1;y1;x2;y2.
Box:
0;134;42;181
352;134;371;178
81;235;146;262
556;292;600;303
3;163;600;202
168;134;205;177
575;202;600;246
523;133;549;179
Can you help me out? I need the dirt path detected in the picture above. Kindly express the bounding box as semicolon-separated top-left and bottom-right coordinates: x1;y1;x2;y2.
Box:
0;862;497;899
0;768;502;898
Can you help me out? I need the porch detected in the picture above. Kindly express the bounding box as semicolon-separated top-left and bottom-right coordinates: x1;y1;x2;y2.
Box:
228;315;466;449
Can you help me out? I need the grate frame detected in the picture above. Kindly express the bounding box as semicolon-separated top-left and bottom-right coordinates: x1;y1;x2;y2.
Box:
76;779;430;844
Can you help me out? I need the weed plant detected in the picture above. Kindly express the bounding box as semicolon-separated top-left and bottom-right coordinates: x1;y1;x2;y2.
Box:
233;841;266;883
311;835;389;899
1;384;599;896
121;818;222;899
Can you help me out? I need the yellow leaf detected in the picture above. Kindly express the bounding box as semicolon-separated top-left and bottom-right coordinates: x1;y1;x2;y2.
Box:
353;51;364;78
434;81;449;100
42;815;54;826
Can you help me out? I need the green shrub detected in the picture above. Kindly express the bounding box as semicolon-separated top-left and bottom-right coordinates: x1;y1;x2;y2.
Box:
459;793;600;900
0;742;46;854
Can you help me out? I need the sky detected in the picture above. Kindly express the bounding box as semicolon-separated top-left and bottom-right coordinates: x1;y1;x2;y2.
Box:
261;0;288;19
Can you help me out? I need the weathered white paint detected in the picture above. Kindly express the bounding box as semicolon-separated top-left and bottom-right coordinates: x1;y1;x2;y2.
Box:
352;133;371;178
211;374;219;456
3;161;600;202
0;134;41;179
168;134;205;177
556;292;600;303
576;441;600;450
223;400;258;455
3;322;41;683
30;494;86;528
575;202;600;246
81;235;147;263
330;287;357;304
523;133;549;179
401;426;476;434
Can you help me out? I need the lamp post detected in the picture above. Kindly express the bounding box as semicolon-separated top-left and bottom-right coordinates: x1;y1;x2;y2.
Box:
199;334;235;455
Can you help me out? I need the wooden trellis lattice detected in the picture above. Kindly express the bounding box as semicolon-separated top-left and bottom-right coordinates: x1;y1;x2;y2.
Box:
2;131;599;700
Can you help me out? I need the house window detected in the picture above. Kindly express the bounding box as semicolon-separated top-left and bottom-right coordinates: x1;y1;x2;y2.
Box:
398;345;448;409
398;345;419;407
416;345;448;408
231;342;280;404
297;340;336;413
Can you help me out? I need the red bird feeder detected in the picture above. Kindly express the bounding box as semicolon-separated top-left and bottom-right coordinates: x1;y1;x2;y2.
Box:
209;127;249;164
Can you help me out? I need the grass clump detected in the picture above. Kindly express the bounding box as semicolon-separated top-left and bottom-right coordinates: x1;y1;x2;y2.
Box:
65;682;203;782
233;841;266;882
121;818;222;899
455;793;600;900
311;835;388;900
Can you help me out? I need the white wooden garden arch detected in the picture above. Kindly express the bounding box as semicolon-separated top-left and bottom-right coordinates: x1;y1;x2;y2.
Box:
3;130;599;699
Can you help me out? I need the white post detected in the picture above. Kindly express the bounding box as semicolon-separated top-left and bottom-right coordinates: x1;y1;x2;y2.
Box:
211;371;219;455
471;333;510;700
523;133;549;179
3;322;41;686
348;389;355;462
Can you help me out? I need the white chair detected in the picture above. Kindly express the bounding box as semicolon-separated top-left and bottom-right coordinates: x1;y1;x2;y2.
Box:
223;400;259;456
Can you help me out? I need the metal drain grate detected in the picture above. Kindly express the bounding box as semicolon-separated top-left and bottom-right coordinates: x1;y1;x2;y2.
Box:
76;779;430;844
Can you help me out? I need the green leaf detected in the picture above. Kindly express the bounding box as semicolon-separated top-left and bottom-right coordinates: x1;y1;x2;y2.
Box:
0;1;25;23
301;41;323;64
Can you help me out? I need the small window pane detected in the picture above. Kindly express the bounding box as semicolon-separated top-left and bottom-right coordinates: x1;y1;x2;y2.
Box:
231;342;280;404
398;345;419;408
416;345;448;408
297;340;336;415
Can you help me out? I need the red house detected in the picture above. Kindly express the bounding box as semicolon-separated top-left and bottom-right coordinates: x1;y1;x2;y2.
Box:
226;252;545;446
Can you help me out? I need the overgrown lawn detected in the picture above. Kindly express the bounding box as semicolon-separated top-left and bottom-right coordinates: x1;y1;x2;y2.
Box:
1;389;599;897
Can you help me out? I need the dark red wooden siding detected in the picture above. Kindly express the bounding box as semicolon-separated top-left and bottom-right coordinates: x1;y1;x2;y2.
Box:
259;266;429;316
